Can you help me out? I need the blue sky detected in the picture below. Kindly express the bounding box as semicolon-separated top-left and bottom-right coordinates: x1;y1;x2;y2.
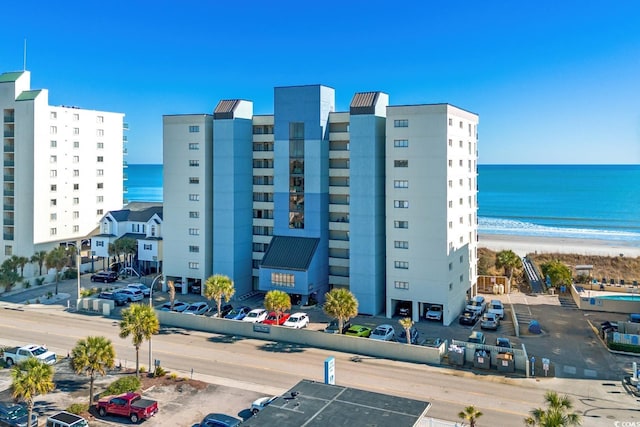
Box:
1;1;639;165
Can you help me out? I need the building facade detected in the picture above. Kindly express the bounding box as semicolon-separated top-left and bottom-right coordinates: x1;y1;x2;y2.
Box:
162;85;478;325
0;71;125;276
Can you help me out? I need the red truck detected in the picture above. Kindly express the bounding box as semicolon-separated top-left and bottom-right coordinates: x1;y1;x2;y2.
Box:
96;392;158;423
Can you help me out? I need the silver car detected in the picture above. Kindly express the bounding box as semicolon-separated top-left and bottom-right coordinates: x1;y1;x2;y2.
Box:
480;312;500;330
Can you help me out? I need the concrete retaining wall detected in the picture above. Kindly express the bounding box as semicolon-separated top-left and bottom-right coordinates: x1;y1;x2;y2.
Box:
571;285;640;313
155;310;443;365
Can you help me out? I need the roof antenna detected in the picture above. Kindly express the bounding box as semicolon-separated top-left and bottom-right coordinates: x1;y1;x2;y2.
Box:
23;39;27;71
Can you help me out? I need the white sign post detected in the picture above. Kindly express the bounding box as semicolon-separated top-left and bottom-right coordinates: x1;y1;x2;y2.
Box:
324;356;335;385
542;358;550;377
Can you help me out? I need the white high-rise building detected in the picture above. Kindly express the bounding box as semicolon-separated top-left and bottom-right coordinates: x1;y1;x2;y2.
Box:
0;70;125;275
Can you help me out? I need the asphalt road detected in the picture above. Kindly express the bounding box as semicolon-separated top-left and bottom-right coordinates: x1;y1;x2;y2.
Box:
1;305;638;426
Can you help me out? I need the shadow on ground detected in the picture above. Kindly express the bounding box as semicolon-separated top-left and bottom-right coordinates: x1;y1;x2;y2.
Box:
258;342;306;353
208;335;245;344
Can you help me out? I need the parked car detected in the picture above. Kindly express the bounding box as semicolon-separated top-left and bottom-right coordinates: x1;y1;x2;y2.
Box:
324;319;352;334
98;291;128;306
467;331;486;345
1;344;57;367
369;324;395;341
242;308;268;323
0;401;37;427
262;312;291;325
496;337;513;350
126;283;151;297
209;303;234;318
422;337;444;348
345;325;372;337
395;301;412;317
250;395;278;414
90;271;118;283
183;302;210;315
283;312;310;328
480;312;500;330
466;295;486;315
488;299;505;319
45;411;88;427
198;413;241;427
95;392;158;423
458;309;480;326
425;305;443;321
396;326;419;344
115;288;144;303
224;306;252;320
158;301;189;312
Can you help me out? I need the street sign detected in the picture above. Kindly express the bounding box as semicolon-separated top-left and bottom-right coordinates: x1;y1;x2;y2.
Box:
542;358;550;376
324;356;335;385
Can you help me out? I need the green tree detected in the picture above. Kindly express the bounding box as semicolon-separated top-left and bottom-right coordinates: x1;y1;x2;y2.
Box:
524;391;581;426
119;304;159;377
323;288;358;333
11;358;55;427
71;336;116;406
119;237;138;270
45;246;69;295
540;261;572;289
264;290;292;324
398;317;414;344
496;250;521;284
203;274;236;317
14;256;29;278
458;405;483;427
31;250;47;276
0;259;20;292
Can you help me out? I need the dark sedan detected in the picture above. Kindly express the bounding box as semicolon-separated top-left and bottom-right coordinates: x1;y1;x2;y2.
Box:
459;309;479;326
98;291;128;306
90;271;118;283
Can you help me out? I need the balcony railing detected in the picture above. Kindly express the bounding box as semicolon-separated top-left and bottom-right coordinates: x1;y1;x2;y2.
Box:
3;131;14;138
123;122;129;130
3;233;13;240
3;176;14;182
3;161;14;167
3;191;14;196
3;115;14;123
3;144;14;152
3;219;13;225
3;204;14;210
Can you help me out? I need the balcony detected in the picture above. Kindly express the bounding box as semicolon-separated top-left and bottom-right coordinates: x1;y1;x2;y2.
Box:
3;204;14;210
3;233;13;240
3;114;14;123
3;160;14;167
3;131;14;138
3;219;13;225
123;122;129;130
3;144;14;152
3;176;14;182
3;190;13;196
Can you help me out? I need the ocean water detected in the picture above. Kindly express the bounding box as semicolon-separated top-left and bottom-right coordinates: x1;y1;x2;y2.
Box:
125;164;640;243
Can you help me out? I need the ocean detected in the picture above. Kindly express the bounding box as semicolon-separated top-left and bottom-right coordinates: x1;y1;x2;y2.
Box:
125;164;640;243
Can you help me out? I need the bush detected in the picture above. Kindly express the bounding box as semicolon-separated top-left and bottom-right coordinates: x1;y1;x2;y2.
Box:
153;366;166;377
66;403;89;415
100;376;141;397
63;268;77;279
24;282;31;289
168;373;178;380
36;278;45;286
139;365;147;374
609;342;640;354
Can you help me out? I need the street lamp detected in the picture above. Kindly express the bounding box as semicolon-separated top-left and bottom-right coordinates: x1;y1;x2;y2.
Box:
148;272;163;373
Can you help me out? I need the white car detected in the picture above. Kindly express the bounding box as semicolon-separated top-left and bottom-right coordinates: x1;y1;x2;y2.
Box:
488;299;505;319
425;305;443;321
183;302;210;315
283;312;310;329
251;395;278;414
159;301;189;312
466;295;486;315
242;308;268;323
127;283;151;297
115;288;144;302
369;324;395;341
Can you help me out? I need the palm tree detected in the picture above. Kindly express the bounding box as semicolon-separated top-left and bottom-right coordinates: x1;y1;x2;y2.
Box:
31;250;47;276
458;405;483;427
264;290;291;324
203;274;235;317
71;336;116;405
323;288;358;334
11;358;55;426
524;391;581;427
399;317;414;344
167;280;176;309
119;304;159;377
45;247;69;295
120;237;138;271
0;259;20;292
15;256;29;278
496;249;521;285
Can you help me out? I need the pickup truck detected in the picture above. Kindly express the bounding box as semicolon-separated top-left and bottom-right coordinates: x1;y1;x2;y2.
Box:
1;344;57;366
96;392;158;423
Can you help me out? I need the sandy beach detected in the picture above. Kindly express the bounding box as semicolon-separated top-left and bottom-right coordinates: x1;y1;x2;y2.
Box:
478;233;640;258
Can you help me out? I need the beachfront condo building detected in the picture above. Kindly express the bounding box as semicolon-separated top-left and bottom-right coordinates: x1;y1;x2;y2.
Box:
0;70;125;277
162;85;478;325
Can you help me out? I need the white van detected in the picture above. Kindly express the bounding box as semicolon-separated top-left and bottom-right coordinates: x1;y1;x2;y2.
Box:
46;412;88;427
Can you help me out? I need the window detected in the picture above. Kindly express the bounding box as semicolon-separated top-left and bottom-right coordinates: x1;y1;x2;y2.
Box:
73;156;79;163
394;240;409;249
143;244;152;250
448;160;452;167
394;160;408;167
97;183;103;189
189;160;199;167
73;113;79;121
97;169;104;176
96;241;104;247
50;228;57;236
189;245;199;253
50;111;57;119
448;200;453;208
73;197;79;204
394;261;409;269
73;169;79;177
394;220;408;229
394;119;408;127
448;180;452;188
394;139;408;148
188;262;199;269
394;200;409;208
459;140;463;148
50;155;57;163
460;274;464;282
189;194;200;201
96;142;103;149
188;228;200;235
449;221;453;229
459;198;463;205
50;184;57;191
189;177;199;184
97;156;103;162
188;125;200;133
394;180;408;188
448;118;452;126
449;262;453;271
74;141;80;148
73;183;79;190
50;126;57;134
50;140;57;148
459;121;463;128
73;211;79;219
189;211;199;218
460;255;464;263
96;129;104;137
394;281;409;290
50;170;57;178
448;139;452;147
5;245;12;256
50;199;57;206
97;209;103;215
73;225;79;232
272;272;295;288
97;115;104;123
459;159;463;167
189;143;199;150
50;213;57;221
73;127;79;135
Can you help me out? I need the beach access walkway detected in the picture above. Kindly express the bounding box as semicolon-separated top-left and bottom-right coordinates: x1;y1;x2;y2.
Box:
522;256;544;293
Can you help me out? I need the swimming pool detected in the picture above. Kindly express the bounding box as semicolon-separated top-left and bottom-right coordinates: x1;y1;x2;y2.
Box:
597;295;640;301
